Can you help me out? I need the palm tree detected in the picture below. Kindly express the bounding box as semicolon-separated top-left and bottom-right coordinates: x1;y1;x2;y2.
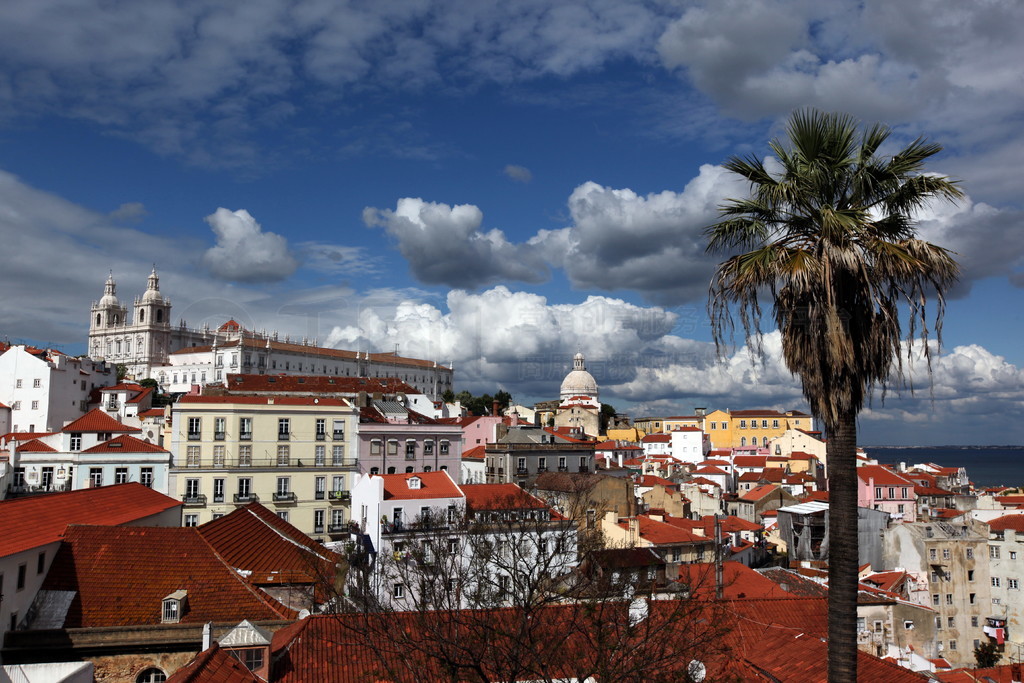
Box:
705;109;962;682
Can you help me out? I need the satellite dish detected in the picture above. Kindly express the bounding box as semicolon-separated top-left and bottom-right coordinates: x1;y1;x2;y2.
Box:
297;609;311;620
687;660;706;682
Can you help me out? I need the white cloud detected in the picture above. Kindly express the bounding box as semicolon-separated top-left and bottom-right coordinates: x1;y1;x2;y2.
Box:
504;164;533;183
202;208;298;283
363;197;549;289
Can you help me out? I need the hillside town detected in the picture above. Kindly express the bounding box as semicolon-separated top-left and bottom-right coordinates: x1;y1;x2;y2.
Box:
0;273;1022;682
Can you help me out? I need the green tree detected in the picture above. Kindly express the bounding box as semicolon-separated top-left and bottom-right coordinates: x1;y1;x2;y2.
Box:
974;640;1001;668
705;109;961;682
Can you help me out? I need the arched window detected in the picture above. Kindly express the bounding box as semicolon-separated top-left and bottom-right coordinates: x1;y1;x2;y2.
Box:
136;668;166;683
95;314;101;326
138;309;145;323
763;437;769;447
156;309;163;323
740;437;747;447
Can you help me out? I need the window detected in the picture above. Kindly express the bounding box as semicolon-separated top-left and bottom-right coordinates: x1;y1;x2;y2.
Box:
1010;578;1020;590
947;616;955;628
897;504;905;514
186;445;200;467
739;420;746;428
115;467;128;484
772;419;779;428
946;593;953;604
371;440;382;455
970;593;976;604
942;548;951;560
276;477;290;495
15;379;21;388
439;441;450;455
315;476;326;500
31;400;38;410
903;620;914;630
406;441;416;456
387;440;398;456
188;417;201;438
1011;551;1018;560
424;441;434;455
277;445;290;466
238;445;252;466
141;467;154;488
991;546;1001;559
136;668;167;683
315;445;325;466
185;479;200;498
89;467;103;488
929;548;937;560
971;616;979;627
873;620;883;633
750;420;757;429
966;548;974;559
277;511;288;522
992;577;1001;588
875;487;883;499
184;514;198;527
935;616;942;630
332;445;345;465
213;445;225;467
17;563;27;590
949;640;956;651
316;418;326;439
968;570;975;582
70;433;82;451
278;418;290;439
214;417;225;439
393;583;405;599
710;422;716;429
932;594;940;606
239;417;252;439
33;378;43;388
213;478;225;503
332;420;345;440
237;478;252;499
314;509;325;533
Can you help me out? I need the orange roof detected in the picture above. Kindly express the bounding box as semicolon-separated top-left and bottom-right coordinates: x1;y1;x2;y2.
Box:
199;503;340;585
61;409;140;434
100;382;144;393
693;465;728;476
740;484;784;502
166;642;261;683
16;438;57;452
81;434;169;454
138;408;166;418
679;562;789;599
462;444;486;460
622;515;709;545
988;515;1024;533
41;525;296;627
380;471;462;501
178;395;349;406
461;484;550;512
856;465;914;487
733;456;768;467
636;474;675;488
0;483;180;559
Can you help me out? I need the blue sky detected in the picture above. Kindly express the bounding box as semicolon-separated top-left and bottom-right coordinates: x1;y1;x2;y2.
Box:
1;0;1022;446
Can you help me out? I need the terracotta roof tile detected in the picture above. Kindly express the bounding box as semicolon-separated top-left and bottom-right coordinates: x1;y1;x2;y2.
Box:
166;643;261;683
61;409;140;434
740;484;783;502
16;438;57;452
856;464;915;486
178;395;349;406
461;484;550;512
41;525;296;627
380;471;462;501
988;515;1024;533
81;434;169;454
0;483;181;559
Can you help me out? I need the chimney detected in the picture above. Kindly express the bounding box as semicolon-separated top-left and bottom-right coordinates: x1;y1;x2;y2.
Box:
492;399;500;417
202;622;213;650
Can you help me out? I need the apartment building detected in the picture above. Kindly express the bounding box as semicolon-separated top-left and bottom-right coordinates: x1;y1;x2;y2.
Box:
167;395;359;540
701;409;814;450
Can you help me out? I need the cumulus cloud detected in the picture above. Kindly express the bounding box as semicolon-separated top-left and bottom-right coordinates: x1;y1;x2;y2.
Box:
503;164;533;183
363;197;549;289
202;208;298;283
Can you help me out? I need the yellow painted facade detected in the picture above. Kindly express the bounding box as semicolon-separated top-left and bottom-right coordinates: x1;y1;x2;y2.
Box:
167;397;359;541
702;409;813;450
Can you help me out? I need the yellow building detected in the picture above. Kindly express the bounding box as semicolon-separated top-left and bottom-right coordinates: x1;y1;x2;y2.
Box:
167;395;359;541
632;415;702;435
702;409;814;450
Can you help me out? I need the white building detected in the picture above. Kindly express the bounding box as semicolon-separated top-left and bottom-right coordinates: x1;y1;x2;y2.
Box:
86;271;454;399
669;427;710;464
347;471;577;608
0;345;115;433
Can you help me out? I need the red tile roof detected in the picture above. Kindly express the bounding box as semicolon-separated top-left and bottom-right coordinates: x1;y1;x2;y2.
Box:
0;483;181;559
42;525;296;627
856;464;914;487
461;444;486;460
138;408;166;418
693;465;728;476
101;382;144;393
622;515;709;545
641;434;671;442
380;471;462;501
988;515;1024;533
16;438;57;452
461;484;550;512
61;409;140;434
740;484;784;502
166;642;261;683
680;562;789;599
81;434;169;454
733;456;768;468
199;503;340;585
178;395;349;406
636;474;675;488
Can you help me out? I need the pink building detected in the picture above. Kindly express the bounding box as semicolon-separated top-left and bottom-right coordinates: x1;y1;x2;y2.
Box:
856;465;916;522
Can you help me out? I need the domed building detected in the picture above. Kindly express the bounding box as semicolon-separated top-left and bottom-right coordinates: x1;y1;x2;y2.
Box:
555;352;601;438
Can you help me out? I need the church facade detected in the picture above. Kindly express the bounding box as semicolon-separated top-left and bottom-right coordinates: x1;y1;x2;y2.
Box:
553;352;601;437
87;271;454;400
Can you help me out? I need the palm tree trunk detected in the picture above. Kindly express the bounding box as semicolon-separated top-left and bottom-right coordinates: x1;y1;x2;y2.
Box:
827;412;858;682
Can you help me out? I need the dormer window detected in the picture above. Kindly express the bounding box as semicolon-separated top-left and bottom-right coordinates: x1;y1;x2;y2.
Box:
162;590;187;623
407;476;422;490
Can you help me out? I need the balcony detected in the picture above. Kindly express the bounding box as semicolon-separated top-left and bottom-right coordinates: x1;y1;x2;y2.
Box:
239;432;252;441
187;432;201;441
182;494;207;507
273;492;297;503
537;466;548;473
214;432;225;441
314;524;325;534
516;467;528;475
578;465;589;473
316;433;326;441
212;494;225;503
327;523;349;534
315;491;325;500
557;466;568;472
233;493;259;504
278;433;290;441
329;490;351;503
332;431;345;440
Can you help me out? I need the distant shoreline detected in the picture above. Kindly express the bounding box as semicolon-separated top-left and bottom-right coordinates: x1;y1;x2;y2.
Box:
864;445;1024;449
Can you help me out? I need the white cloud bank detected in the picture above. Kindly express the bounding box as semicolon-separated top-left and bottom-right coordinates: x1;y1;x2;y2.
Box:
202;208;298;283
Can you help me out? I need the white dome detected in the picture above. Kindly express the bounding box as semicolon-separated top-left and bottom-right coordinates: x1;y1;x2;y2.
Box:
559;352;598;401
